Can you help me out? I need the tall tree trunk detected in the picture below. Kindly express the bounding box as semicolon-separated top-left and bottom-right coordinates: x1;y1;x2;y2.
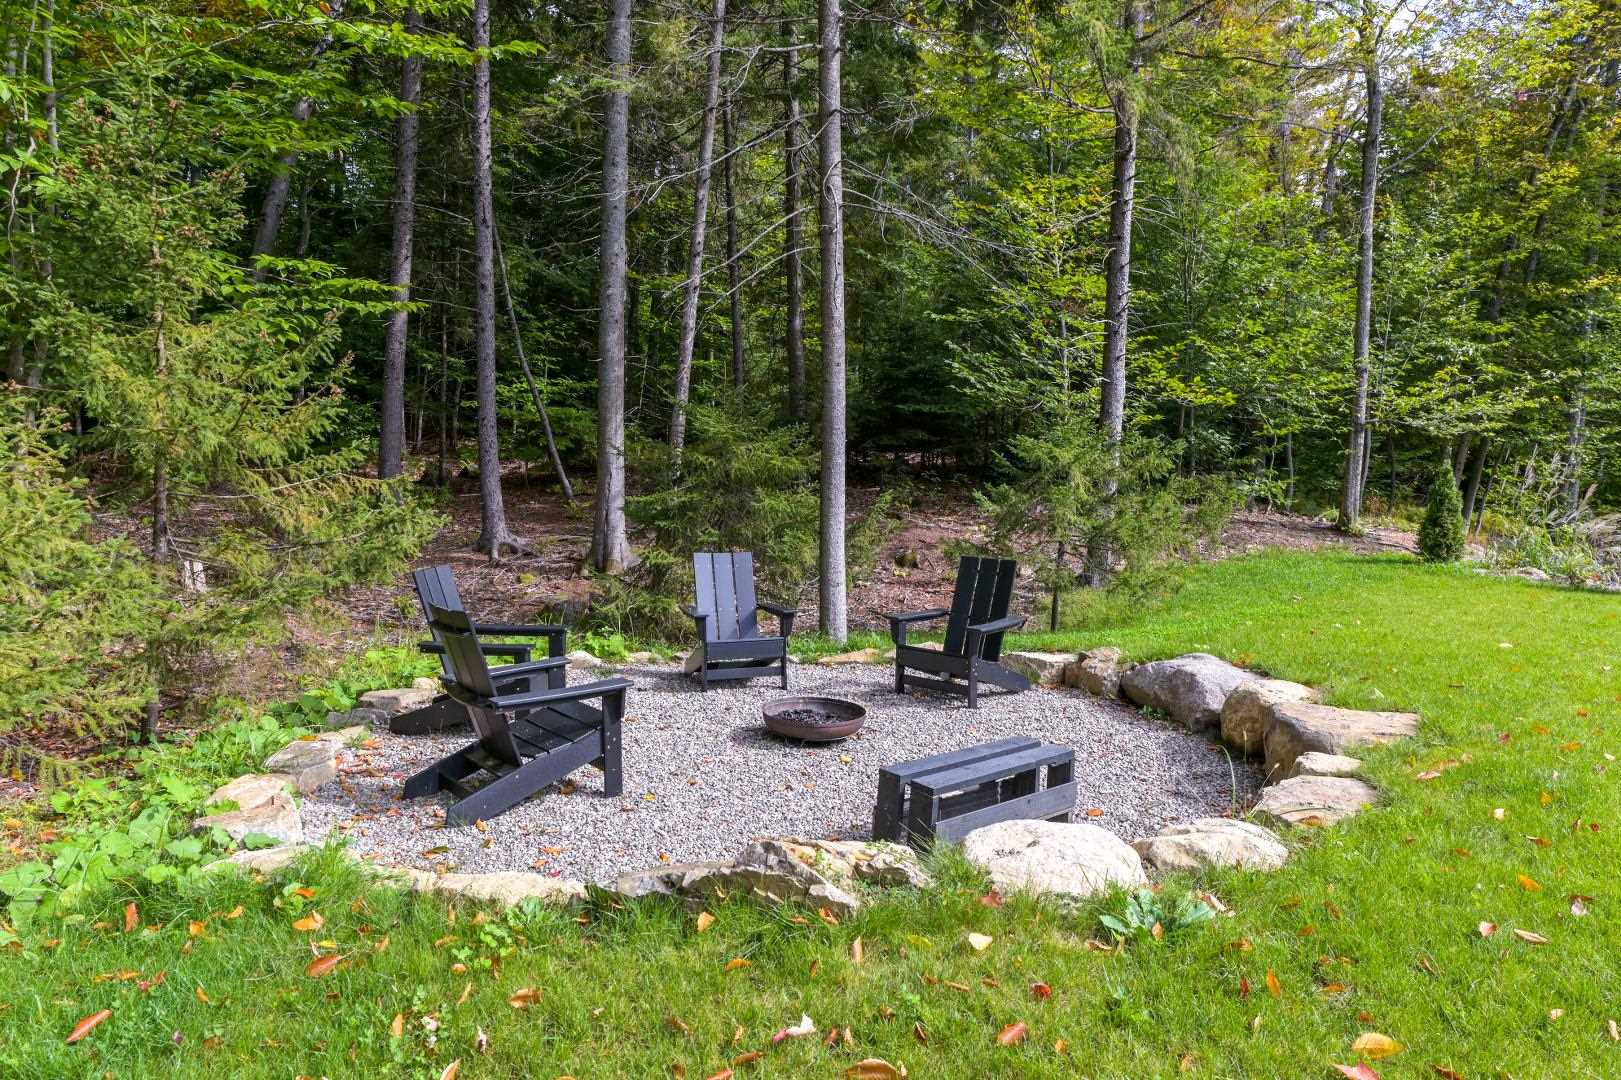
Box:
783;44;807;421
669;0;726;463
22;0;57;422
722;103;745;389
817;0;848;642
470;0;523;556
379;9;423;480
1452;431;1472;484
1339;51;1381;530
1097;0;1141;448
1563;395;1586;516
591;0;636;572
249;0;347;280
1463;436;1487;524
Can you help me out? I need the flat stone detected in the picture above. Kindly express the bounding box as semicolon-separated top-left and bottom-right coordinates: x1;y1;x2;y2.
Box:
1003;651;1074;687
1220;679;1317;756
206;773;292;813
317;725;369;747
205;843;310;875
1132;817;1289;873
412;676;442;691
1121;653;1256;731
567;650;604;670
1289;751;1364;779
819;648;883;666
328;706;387;730
359;687;437;716
1263;701;1418;782
626;651;657;664
614;861;861;920
263;738;339;793
396;869;586;906
1253;775;1377;827
1063;646;1129;697
961;820;1146;900
194;791;303;845
746;838;932;890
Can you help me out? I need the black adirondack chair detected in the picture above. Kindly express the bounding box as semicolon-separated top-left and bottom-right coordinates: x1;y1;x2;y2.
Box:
403;603;630;825
683;551;797;690
391;564;569;735
887;556;1030;708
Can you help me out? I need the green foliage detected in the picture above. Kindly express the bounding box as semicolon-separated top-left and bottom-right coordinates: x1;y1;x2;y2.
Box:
1417;459;1466;563
1098;886;1215;945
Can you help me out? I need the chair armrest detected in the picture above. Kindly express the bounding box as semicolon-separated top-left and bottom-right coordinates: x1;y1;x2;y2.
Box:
492;676;633;710
489;656;569;682
418;640;533;661
967;614;1025;636
682;605;711;638
472;621;566;638
887;608;949;646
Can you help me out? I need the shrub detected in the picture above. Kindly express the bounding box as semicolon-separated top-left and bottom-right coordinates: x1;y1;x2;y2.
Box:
1417;458;1466;563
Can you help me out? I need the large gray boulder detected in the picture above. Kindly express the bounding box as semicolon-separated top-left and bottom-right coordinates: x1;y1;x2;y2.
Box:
193;790;303;846
615;839;868;919
1262;701;1418;781
1132;818;1289;873
961;820;1146;900
744;838;932;890
1121;653;1255;731
1254;775;1377;827
264;737;339;793
1219;679;1317;756
1002;651;1074;687
1063;646;1129;698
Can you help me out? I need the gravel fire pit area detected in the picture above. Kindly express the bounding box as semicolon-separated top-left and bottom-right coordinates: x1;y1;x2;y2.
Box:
301;662;1261;885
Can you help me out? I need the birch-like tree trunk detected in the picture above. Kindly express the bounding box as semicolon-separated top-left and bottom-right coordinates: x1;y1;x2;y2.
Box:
1097;0;1141;449
249;0;347;280
470;0;523;556
379;9;423;480
722;103;745;389
817;0;848;641
591;0;636;572
1339;48;1382;529
783;44;807;421
669;0;726;462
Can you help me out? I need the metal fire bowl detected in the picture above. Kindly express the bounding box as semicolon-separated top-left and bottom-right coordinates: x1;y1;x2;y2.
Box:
762;695;868;742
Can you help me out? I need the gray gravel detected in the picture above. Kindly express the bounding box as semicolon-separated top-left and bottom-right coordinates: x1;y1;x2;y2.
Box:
300;662;1261;885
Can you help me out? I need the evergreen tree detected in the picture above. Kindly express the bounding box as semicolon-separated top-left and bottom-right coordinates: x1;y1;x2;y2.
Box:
1418;457;1467;563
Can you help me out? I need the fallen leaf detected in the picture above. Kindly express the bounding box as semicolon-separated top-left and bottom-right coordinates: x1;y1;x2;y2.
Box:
1493;808;1506;821
475;1027;489;1053
1239;974;1251;999
1030;981;1052;1000
124;903;138;933
292;913;324;932
1265;970;1282;999
1321;983;1348;995
294;886;316;899
851;937;865;966
508;987;542;1008
771;1013;816;1043
225;905;244;920
305;954;341;978
695;912;716;934
457;982;473;1005
1607;1019;1618;1042
665;1015;692;1036
1331;1067;1381;1080
943;980;971;992
1513;929;1549;945
195;985;210;1004
979;889;1005;908
1569;895;1591;916
1055;1038;1068;1055
65;1009;112;1044
1526;836;1552;847
724;958;751;972
967;932;993;951
1517;874;1543;892
1351;1032;1403;1059
1430;1067;1464;1080
1085;807;1104;817
439;1061;461;1080
1477;921;1498;937
1416;770;1443;781
843;1061;905;1079
817;907;839;927
734;1049;764;1066
188;920;205;938
912;1021;927;1044
996;1021;1027;1046
1550;1008;1565;1021
390;1013;404;1038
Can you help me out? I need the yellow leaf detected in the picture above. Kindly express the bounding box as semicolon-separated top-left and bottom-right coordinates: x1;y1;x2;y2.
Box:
1350;1032;1403;1059
851;936;865;966
439;1060;461;1080
225;906;244;920
967;932;993;951
1265;970;1282;999
195;985;210;1004
292;913;324;932
1518;874;1543;892
695;912;716;934
188;920;206;937
389;1013;404;1038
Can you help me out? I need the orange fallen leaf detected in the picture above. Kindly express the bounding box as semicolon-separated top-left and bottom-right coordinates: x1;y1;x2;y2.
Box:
225;905;244;920
1265;970;1282;999
508;987;542;1008
733;1049;765;1065
851;937;865;966
817;907;839;926
704;1069;734;1080
942;980;971;992
1030;981;1052;999
843;1062;904;1080
65;1009;112;1044
305;954;341;978
439;1061;461;1080
292;913;324;932
724;958;751;972
195;985;210;1004
695;912;716;933
123;903;138;933
1055;1038;1068;1054
666;1015;693;1035
188;920;205;938
996;1021;1027;1046
1085;807;1104;817
294;887;316;899
389;1013;404;1038
1430;1066;1464;1080
1351;1032;1403;1059
1517;874;1543;892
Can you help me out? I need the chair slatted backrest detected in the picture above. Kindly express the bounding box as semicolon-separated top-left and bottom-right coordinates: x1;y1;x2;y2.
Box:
424;602;523;766
941;556;1017;660
413;565;466;677
692;552;760;642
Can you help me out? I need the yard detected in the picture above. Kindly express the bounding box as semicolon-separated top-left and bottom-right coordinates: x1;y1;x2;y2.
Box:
5;549;1618;1078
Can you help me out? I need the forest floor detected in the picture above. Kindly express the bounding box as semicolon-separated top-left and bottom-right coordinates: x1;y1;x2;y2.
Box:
8;551;1619;1077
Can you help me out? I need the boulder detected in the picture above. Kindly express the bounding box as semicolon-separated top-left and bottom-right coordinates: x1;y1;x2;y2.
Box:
316;725;369;748
263;738;339;793
359;686;437;716
194;790;303;846
744;838;932;890
1254;775;1377;827
615;861;861;920
327;706;387;730
1132;817;1289;873
1219;679;1317;755
961;820;1146;900
1121;653;1256;731
819;648;883;666
412;676;442;692
205;773;291;813
396;869;586;906
567;650;604;670
205;843;310;876
1288;751;1364;779
1510;566;1551;582
1063;646;1129;698
1003;651;1074;687
1262;701;1418;781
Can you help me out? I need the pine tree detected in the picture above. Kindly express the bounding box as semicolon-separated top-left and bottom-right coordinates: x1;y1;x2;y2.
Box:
1418;458;1467;563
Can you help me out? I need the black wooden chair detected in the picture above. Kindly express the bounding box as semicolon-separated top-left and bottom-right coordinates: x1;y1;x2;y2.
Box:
390;564;569;735
403;603;630;826
887;556;1030;708
683;551;797;690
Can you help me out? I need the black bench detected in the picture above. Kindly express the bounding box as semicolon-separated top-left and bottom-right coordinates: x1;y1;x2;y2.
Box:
872;738;1077;848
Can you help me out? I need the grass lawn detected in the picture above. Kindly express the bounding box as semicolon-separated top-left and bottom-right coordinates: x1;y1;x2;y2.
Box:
4;551;1619;1078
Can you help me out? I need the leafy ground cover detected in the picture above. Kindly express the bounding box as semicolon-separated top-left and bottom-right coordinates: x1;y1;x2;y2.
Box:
4;551;1619;1078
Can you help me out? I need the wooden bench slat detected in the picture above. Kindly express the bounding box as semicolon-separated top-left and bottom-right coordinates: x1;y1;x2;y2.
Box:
929;782;1077;844
910;745;1075;797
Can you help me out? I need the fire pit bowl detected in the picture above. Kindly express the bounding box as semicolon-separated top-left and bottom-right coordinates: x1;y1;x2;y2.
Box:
762;696;868;742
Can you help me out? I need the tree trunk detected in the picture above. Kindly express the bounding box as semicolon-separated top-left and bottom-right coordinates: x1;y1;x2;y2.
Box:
494;223;574;501
1339;51;1381;530
1563;396;1586;516
1463;436;1487;524
722;103;745;389
249;0;347;280
817;0;848;642
1452;431;1472;484
379;10;423;480
1097;0;1142;449
470;0;523;557
669;0;726;463
591;0;636;572
783;44;807;421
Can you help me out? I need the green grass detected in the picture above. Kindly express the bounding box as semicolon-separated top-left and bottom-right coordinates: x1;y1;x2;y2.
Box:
5;550;1621;1078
